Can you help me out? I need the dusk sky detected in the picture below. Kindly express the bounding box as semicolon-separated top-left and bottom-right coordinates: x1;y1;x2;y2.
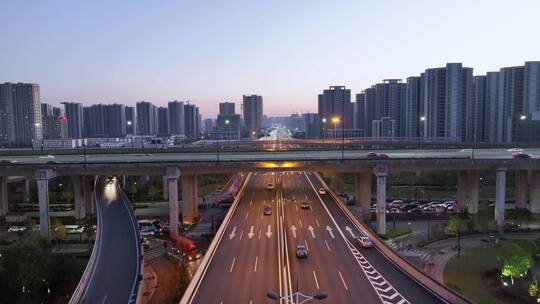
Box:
1;0;540;118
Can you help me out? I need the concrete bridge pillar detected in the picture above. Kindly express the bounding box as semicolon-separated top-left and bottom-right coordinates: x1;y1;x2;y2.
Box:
0;177;8;216
515;170;528;209
24;178;31;203
72;176;86;220
182;174;198;224
529;170;540;213
162;175;168;200
121;175;126;190
467;171;480;214
495;168;507;228
374;165;387;235
167;167;180;240
84;176;95;216
354;172;371;220
35;169;55;239
456;170;469;208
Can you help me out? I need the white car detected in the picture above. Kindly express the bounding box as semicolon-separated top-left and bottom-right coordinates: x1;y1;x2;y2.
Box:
64;225;84;234
266;183;275;190
357;236;373;248
8;226;26;232
318;188;326;195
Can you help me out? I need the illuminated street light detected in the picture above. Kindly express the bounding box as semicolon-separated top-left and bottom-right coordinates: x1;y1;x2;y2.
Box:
331;117;340;124
321;118;327;123
420;116;426;122
127;120;132;126
520;115;527;120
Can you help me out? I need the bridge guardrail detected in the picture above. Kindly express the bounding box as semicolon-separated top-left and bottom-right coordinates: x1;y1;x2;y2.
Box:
180;172;252;304
68;176;101;304
315;173;472;304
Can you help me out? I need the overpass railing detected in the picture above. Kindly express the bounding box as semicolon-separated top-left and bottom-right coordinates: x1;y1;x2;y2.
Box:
68;177;101;304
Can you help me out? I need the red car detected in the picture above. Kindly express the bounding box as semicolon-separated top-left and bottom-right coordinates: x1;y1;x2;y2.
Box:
512;152;531;159
366;152;379;160
378;153;389;160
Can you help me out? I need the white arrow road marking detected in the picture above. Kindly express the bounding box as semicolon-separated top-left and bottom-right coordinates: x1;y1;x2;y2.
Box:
308;225;316;238
229;226;237;240
248;226;255;239
326;225;335;239
266;225;272;238
291;225;297;238
345;226;355;238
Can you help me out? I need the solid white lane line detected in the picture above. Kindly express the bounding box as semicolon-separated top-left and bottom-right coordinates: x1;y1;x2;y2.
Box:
312;270;320;290
324;239;331;252
315;219;320;227
101;294;108;304
239;230;244;240
338;271;349;291
229;257;236;272
254;256;259;272
304;239;309;251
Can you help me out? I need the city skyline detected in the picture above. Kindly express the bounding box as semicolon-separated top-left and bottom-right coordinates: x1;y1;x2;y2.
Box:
2;1;540;117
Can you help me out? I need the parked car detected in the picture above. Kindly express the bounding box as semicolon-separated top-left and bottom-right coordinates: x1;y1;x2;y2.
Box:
357;236;373;248
8;226;26;232
503;222;520;230
138;220;158;236
296;244;308;258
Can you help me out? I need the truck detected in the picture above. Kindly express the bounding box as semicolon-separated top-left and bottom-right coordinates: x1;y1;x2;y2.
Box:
171;234;201;261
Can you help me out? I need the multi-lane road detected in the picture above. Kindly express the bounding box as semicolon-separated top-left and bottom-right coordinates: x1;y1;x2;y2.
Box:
186;172;445;304
81;177;141;303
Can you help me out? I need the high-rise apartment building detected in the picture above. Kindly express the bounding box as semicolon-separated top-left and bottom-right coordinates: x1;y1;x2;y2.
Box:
405;76;422;138
471;76;487;142
125;106;137;135
242;95;263;136
168;100;185;136
157;107;170;135
0;83;43;146
136;101;158;135
184;103;200;139
105;104;126;137
354;93;366;137
317;86;352;137
303;113;319;139
219;102;235;115
41;103;64;139
62;102;84;139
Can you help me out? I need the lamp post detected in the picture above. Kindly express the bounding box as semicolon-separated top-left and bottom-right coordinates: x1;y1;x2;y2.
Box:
126;120;132;148
225;119;230;147
267;291;328;304
419;116;426;145
331;117;343;160
321;118;327;142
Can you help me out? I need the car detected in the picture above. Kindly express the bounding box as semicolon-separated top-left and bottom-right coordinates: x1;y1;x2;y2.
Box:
512;152;531;159
318;188;326;195
300;201;310;209
32;224;40;231
8;226;27;232
64;225;84;234
357;236;373;248
503;222;520;230
507;148;523;152
263;206;272;215
0;160;16;164
378;153;389;160
266;183;275;190
366;152;379;160
296;244;308;258
107;176;115;184
145;153;153;157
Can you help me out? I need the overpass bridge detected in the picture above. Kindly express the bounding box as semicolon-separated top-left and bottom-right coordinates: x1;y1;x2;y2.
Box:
1;148;539;238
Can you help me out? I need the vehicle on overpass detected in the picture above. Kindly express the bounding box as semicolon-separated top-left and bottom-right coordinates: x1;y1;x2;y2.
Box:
171;234;201;261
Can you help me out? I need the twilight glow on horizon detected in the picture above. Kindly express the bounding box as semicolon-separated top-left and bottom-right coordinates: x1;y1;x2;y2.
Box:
1;0;540;118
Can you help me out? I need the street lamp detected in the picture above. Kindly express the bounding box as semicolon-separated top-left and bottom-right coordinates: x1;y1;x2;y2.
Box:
331;116;344;160
331;117;340;140
520;114;527;120
225;119;230;147
419;116;426;144
267;291;328;304
321;118;327;141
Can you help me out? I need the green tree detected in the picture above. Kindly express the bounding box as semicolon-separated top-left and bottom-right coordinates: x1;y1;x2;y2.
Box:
513;239;537;258
127;182;138;202
499;243;534;285
0;236;69;302
445;215;462;255
52;218;67;244
61;186;73;203
147;184;159;201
